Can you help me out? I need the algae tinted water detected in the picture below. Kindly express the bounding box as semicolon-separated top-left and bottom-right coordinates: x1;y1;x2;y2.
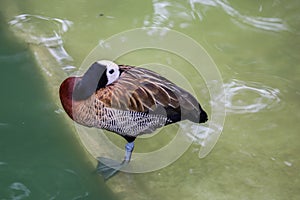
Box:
1;0;300;199
0;18;117;200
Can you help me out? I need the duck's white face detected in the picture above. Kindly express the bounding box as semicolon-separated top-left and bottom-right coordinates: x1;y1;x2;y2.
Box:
97;60;120;85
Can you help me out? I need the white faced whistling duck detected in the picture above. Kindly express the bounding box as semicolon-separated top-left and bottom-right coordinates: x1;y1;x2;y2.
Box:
59;60;208;180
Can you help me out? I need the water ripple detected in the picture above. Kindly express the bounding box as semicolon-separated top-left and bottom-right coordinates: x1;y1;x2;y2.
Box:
71;192;89;200
9;182;31;200
219;79;280;114
192;0;289;32
216;0;289;32
144;0;289;32
8;14;74;66
0;122;9;126
0;161;8;165
144;0;196;30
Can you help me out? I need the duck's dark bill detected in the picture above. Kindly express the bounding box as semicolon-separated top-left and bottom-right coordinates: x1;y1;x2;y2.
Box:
96;157;127;180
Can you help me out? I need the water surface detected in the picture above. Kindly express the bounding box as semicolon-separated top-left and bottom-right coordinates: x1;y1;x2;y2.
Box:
1;0;300;199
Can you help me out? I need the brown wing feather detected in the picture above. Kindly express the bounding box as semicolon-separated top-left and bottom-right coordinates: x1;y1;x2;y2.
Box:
95;65;204;122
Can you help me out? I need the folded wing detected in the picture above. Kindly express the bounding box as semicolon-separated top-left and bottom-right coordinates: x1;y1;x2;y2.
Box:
95;65;207;124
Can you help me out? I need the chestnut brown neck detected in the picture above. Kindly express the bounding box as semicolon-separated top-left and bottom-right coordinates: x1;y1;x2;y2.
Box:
59;77;78;119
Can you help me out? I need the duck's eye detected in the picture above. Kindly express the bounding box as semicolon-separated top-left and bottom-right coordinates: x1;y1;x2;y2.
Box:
109;69;114;74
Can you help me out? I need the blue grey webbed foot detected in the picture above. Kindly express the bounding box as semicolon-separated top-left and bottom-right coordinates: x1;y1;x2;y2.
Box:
96;142;134;181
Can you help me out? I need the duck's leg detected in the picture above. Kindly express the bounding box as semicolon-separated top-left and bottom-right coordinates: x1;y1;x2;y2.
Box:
96;141;134;181
123;141;134;163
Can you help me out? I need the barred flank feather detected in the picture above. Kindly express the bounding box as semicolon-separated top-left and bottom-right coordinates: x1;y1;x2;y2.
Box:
73;96;170;137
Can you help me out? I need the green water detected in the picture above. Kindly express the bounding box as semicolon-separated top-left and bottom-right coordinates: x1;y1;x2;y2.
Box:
0;16;117;200
1;0;300;200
